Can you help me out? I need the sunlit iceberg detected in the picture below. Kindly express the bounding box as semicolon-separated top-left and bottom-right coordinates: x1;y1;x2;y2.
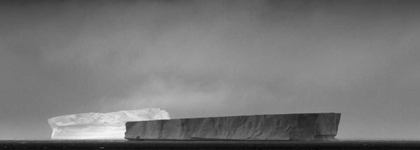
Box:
48;108;170;139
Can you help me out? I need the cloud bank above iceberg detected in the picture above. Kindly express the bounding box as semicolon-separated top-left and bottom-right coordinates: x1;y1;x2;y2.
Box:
0;0;420;139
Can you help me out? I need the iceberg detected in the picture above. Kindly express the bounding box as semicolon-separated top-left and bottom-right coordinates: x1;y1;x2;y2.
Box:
125;113;341;141
48;108;170;139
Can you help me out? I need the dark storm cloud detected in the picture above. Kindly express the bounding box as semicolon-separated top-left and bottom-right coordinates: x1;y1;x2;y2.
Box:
0;0;419;139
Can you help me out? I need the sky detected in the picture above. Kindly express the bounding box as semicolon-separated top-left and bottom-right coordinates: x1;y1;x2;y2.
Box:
0;0;419;140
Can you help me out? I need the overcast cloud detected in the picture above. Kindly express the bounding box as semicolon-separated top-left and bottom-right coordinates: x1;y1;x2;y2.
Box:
0;0;420;139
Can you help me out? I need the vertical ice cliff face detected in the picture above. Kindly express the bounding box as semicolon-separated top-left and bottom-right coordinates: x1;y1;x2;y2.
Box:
125;113;341;141
48;108;170;139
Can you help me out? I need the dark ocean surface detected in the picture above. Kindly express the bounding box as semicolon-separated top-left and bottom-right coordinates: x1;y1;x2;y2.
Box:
1;140;420;150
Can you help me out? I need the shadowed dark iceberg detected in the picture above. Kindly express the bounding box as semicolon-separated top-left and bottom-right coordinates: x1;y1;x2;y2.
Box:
125;113;340;141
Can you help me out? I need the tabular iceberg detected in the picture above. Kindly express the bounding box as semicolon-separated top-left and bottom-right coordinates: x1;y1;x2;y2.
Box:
125;113;340;141
48;108;170;139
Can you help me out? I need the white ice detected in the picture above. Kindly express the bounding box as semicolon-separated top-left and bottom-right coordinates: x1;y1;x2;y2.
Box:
47;108;170;139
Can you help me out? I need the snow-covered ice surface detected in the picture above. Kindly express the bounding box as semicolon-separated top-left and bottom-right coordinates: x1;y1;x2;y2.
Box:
48;108;170;139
